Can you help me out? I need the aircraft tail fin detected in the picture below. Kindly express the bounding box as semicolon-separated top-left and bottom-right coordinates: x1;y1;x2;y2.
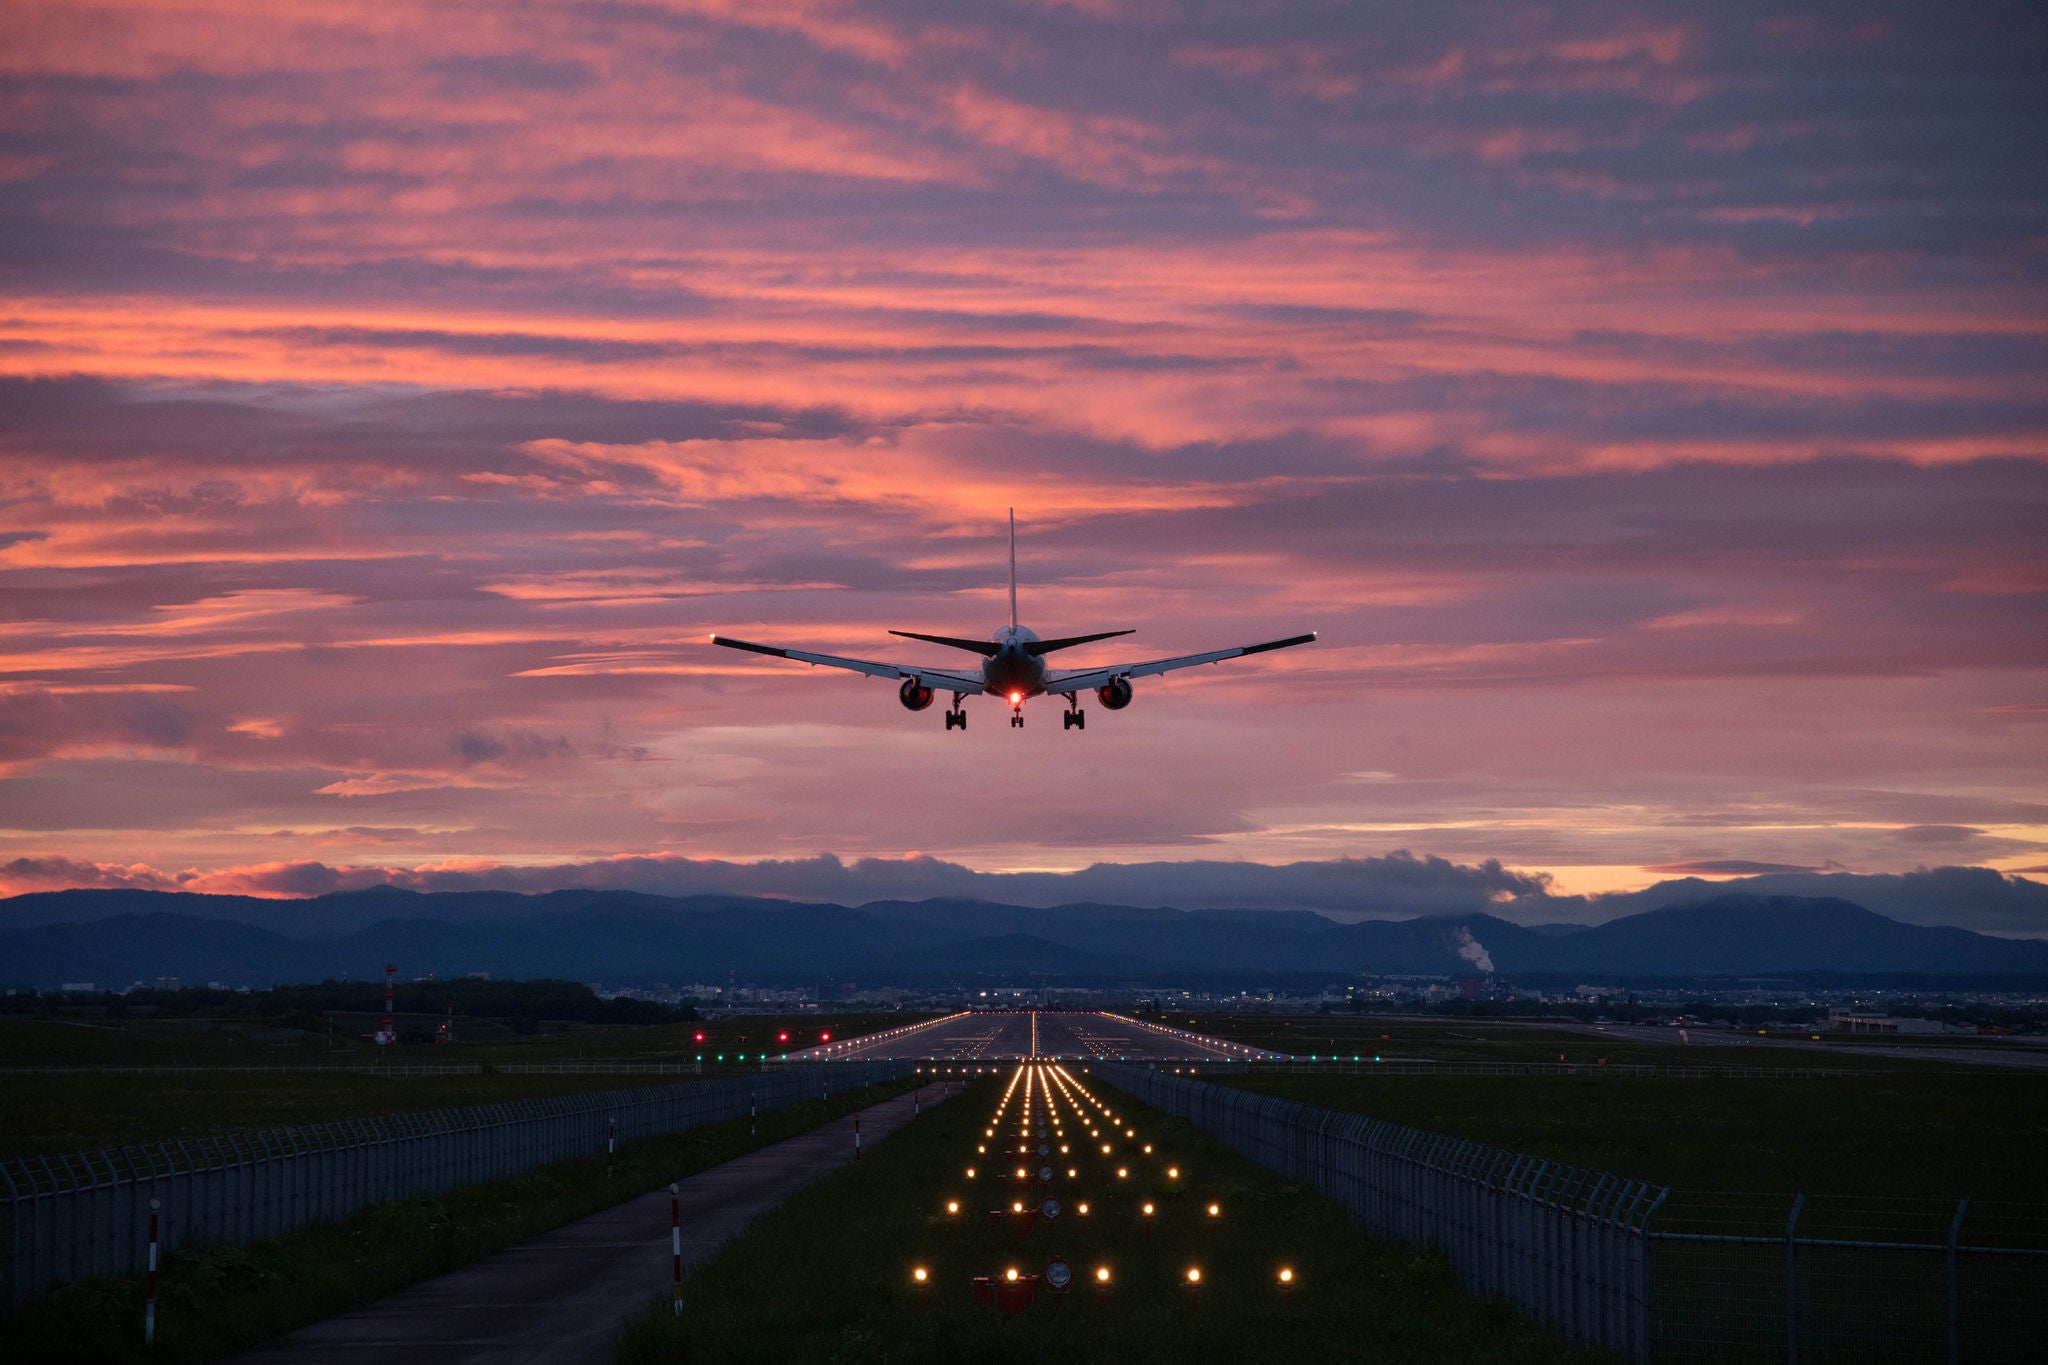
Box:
1009;507;1018;631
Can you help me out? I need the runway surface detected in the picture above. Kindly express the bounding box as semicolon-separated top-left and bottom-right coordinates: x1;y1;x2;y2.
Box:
218;1081;955;1365
794;1009;1286;1063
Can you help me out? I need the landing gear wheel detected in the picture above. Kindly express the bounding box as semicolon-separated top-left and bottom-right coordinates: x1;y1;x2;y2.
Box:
1010;711;1024;728
944;708;966;730
1062;709;1085;730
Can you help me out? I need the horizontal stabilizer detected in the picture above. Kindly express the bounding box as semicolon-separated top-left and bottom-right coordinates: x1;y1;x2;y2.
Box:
888;629;1001;657
1026;629;1136;656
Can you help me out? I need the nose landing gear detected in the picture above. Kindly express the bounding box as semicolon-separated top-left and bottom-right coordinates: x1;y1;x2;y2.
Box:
1010;709;1025;728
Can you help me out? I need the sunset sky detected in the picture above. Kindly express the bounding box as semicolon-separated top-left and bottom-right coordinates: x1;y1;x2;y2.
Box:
2;2;2044;909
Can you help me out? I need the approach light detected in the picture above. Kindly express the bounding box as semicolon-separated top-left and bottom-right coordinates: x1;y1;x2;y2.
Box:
778;1032;789;1042
1101;1143;1112;1154
1117;1167;1128;1179
1143;1144;1153;1154
694;1032;705;1043
1067;1167;1077;1178
913;1267;928;1283
1005;1268;1019;1283
946;1200;959;1214
967;1168;976;1178
1142;1202;1154;1216
820;1032;831;1042
1013;1201;1025;1213
1167;1167;1179;1179
1278;1267;1294;1284
1096;1266;1111;1284
1208;1203;1221;1217
1186;1268;1202;1284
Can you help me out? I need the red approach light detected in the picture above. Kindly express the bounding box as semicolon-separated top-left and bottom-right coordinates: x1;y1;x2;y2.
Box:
779;1031;790;1042
694;1032;705;1043
820;1031;832;1042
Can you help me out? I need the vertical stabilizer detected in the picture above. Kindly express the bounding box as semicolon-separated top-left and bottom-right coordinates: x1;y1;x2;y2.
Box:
1008;508;1018;630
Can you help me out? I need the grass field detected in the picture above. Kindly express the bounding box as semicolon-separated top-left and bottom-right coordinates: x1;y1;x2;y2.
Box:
0;1014;926;1157
1208;1069;2048;1202
614;1068;1611;1365
0;1074;917;1365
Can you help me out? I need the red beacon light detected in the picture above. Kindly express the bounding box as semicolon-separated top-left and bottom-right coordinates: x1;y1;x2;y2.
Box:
820;1031;832;1042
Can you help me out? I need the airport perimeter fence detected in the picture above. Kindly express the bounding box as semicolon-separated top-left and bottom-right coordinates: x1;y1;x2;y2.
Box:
0;1058;910;1307
1095;1060;1666;1361
1096;1064;2048;1364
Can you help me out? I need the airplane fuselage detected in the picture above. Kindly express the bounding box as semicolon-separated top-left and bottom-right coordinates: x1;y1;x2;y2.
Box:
983;626;1047;701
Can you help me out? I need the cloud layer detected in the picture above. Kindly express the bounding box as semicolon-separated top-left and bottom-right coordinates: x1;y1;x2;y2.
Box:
1;3;2044;898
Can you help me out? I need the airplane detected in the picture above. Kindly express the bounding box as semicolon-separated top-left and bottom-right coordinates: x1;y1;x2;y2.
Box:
711;512;1315;730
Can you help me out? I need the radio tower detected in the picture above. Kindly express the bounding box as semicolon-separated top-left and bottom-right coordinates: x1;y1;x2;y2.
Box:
377;963;397;1045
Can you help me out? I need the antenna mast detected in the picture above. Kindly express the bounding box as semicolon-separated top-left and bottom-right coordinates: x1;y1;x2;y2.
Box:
1008;508;1018;630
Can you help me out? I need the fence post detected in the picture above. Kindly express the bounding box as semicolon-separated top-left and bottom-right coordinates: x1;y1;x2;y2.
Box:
1785;1193;1805;1365
670;1182;682;1318
144;1197;159;1347
1947;1196;1968;1365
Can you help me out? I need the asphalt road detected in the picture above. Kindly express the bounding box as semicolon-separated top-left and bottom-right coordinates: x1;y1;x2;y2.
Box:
218;1080;956;1365
793;1009;1285;1062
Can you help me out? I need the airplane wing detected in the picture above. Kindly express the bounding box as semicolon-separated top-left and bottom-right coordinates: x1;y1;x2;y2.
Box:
1045;632;1316;695
711;635;988;695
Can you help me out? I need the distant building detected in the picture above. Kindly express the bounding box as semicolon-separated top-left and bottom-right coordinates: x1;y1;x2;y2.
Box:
1828;1011;1950;1035
59;982;95;993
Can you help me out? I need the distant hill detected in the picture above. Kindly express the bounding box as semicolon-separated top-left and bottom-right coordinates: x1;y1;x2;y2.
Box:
2;887;2045;988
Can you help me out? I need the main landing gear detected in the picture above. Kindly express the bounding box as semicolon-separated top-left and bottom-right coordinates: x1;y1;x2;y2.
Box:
1062;705;1085;730
944;707;967;730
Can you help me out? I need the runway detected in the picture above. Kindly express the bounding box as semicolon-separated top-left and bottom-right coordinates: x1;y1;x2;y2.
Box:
794;1009;1286;1063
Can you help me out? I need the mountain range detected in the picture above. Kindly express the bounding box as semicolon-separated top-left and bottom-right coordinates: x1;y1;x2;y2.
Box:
3;886;2046;989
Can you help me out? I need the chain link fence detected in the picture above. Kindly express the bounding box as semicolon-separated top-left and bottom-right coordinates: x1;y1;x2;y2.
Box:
1097;1063;2048;1364
1094;1061;1666;1361
1648;1191;2048;1363
1;1059;908;1306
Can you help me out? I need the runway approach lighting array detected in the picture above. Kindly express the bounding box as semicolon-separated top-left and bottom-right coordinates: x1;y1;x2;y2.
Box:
919;1058;1296;1317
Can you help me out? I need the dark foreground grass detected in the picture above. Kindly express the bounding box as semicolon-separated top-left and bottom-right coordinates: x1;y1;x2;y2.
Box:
614;1073;1611;1365
1215;1070;2048;1200
0;1075;917;1364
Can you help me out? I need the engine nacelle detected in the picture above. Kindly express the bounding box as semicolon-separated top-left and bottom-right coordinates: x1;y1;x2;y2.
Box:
1096;677;1133;710
898;678;936;712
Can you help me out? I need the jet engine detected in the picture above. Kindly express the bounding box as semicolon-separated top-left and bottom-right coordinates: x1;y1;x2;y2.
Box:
1096;677;1133;710
898;678;936;711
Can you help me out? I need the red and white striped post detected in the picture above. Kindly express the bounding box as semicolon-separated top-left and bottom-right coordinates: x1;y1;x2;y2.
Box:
669;1182;682;1318
854;1109;862;1159
144;1197;160;1346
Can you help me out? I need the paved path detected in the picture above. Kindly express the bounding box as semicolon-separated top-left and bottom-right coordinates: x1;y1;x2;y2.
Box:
222;1080;956;1365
